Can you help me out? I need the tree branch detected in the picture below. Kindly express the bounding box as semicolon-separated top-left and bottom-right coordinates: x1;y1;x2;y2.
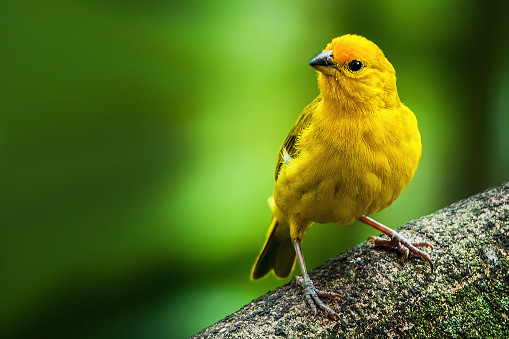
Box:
193;182;509;338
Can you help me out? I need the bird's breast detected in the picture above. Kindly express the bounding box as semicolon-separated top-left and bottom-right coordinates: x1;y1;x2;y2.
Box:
273;108;421;226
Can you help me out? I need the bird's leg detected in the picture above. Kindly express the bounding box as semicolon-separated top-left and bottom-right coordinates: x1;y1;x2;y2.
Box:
358;215;433;271
292;240;340;320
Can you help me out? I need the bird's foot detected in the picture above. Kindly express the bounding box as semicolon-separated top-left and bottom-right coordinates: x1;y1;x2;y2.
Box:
293;275;340;320
367;231;433;271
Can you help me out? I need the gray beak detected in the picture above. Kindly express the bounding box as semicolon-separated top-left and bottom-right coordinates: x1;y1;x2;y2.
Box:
309;50;334;67
309;50;336;76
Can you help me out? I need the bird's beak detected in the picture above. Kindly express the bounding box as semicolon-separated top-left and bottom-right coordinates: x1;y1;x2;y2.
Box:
309;50;336;77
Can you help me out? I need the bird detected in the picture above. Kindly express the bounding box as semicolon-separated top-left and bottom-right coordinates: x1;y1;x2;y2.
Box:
251;34;433;320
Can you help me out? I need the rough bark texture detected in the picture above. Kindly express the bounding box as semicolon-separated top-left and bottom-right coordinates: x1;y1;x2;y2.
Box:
193;182;509;338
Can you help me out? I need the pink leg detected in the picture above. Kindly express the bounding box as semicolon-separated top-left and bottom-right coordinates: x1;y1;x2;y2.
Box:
293;240;341;320
358;215;433;271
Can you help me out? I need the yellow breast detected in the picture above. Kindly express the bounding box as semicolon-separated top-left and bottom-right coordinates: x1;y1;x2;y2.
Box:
273;103;421;226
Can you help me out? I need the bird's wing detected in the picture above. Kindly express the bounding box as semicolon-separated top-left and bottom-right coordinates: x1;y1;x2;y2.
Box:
275;95;322;181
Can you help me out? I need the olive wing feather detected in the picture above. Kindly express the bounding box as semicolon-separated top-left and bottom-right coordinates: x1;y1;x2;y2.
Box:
274;96;321;181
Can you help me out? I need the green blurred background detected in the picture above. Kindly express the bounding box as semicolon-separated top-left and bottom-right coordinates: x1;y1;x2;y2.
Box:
1;0;508;338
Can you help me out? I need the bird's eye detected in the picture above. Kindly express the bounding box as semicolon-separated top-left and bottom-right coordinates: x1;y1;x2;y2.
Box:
347;60;363;72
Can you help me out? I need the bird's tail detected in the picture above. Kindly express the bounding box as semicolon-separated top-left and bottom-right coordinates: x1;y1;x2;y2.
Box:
251;197;296;279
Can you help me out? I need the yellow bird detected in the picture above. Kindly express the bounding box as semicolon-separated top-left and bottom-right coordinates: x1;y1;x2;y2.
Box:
251;34;432;319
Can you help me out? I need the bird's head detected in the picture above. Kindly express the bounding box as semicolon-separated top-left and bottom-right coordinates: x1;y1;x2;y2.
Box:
310;35;400;111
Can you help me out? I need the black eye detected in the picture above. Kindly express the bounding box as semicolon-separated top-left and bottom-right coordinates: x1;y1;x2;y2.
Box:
347;60;363;72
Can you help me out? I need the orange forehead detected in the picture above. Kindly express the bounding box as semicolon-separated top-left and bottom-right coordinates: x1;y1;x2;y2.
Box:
324;35;382;65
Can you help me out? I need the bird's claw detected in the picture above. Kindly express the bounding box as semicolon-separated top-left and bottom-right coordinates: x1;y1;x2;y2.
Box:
293;276;340;320
368;232;433;271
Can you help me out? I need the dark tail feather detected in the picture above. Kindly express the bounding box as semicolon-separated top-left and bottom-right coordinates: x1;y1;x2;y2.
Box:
251;213;296;280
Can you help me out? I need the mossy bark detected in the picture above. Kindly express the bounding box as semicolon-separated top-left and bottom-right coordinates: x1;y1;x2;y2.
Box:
193;182;509;338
